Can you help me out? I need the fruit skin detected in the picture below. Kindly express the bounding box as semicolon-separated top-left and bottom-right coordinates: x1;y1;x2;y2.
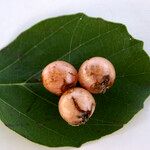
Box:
78;57;116;94
58;87;96;126
42;61;78;96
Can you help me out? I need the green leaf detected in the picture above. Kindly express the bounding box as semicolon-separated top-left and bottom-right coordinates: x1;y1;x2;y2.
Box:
0;13;150;147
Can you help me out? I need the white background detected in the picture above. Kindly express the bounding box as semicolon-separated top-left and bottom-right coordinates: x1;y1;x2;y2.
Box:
0;0;150;150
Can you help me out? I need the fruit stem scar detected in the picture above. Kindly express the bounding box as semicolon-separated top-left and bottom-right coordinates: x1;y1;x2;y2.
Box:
61;79;74;93
72;97;91;123
100;75;110;86
91;75;110;93
72;97;84;113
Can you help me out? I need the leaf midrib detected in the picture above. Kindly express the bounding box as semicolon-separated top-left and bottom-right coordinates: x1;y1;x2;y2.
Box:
0;71;148;86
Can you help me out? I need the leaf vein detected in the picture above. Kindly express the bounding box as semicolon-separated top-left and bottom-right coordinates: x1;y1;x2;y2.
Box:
24;26;121;82
22;85;57;107
0;16;80;74
0;97;64;137
68;14;84;62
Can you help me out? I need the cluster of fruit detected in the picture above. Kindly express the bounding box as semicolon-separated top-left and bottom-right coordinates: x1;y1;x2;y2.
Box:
42;57;116;126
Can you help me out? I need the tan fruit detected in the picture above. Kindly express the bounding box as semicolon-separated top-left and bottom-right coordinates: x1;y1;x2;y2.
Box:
58;87;96;126
42;61;78;96
78;57;116;94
